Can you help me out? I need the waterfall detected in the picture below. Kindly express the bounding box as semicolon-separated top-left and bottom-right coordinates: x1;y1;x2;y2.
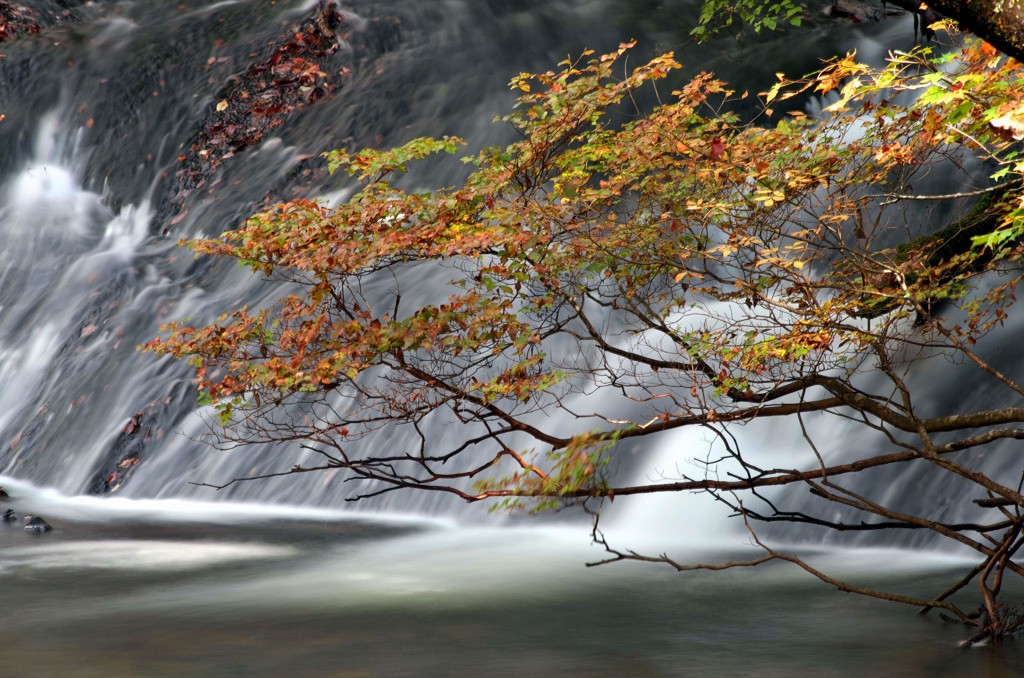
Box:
0;0;933;526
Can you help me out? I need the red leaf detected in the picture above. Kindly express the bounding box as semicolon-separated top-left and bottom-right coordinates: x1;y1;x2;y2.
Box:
710;137;726;160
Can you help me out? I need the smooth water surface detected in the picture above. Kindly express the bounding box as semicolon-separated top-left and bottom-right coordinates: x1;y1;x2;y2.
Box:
1;482;1021;677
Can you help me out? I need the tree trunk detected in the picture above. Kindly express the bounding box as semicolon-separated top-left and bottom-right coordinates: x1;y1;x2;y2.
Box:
927;0;1024;62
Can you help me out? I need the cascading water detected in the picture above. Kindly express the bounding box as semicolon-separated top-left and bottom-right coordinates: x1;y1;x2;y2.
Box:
0;0;926;507
0;0;637;509
3;3;1021;675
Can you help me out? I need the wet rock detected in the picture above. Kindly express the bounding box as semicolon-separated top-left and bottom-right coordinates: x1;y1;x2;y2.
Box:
0;2;42;42
89;410;148;495
0;486;9;501
88;381;195;496
163;0;351;218
823;0;900;22
918;5;942;40
23;515;52;532
1;508;15;522
0;0;82;44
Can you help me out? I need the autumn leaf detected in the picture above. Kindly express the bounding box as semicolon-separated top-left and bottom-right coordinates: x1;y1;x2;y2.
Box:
990;100;1024;141
709;137;726;160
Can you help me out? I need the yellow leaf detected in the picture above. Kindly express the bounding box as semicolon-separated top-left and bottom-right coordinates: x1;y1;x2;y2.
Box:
216;100;228;112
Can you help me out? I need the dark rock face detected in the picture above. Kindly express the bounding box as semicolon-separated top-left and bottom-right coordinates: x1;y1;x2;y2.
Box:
0;0;84;43
23;515;52;532
89;410;149;495
158;0;361;225
0;1;42;41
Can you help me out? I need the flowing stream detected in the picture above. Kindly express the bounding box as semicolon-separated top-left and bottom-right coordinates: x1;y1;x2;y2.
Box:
1;1;1022;674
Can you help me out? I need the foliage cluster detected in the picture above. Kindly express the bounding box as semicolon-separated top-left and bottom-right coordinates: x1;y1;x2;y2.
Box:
690;0;803;40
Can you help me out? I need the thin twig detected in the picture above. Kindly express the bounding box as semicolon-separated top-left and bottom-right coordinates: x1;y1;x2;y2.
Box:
870;178;1021;205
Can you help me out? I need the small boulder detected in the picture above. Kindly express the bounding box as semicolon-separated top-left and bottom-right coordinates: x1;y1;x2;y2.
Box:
23;515;52;532
824;0;896;22
1;508;15;522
